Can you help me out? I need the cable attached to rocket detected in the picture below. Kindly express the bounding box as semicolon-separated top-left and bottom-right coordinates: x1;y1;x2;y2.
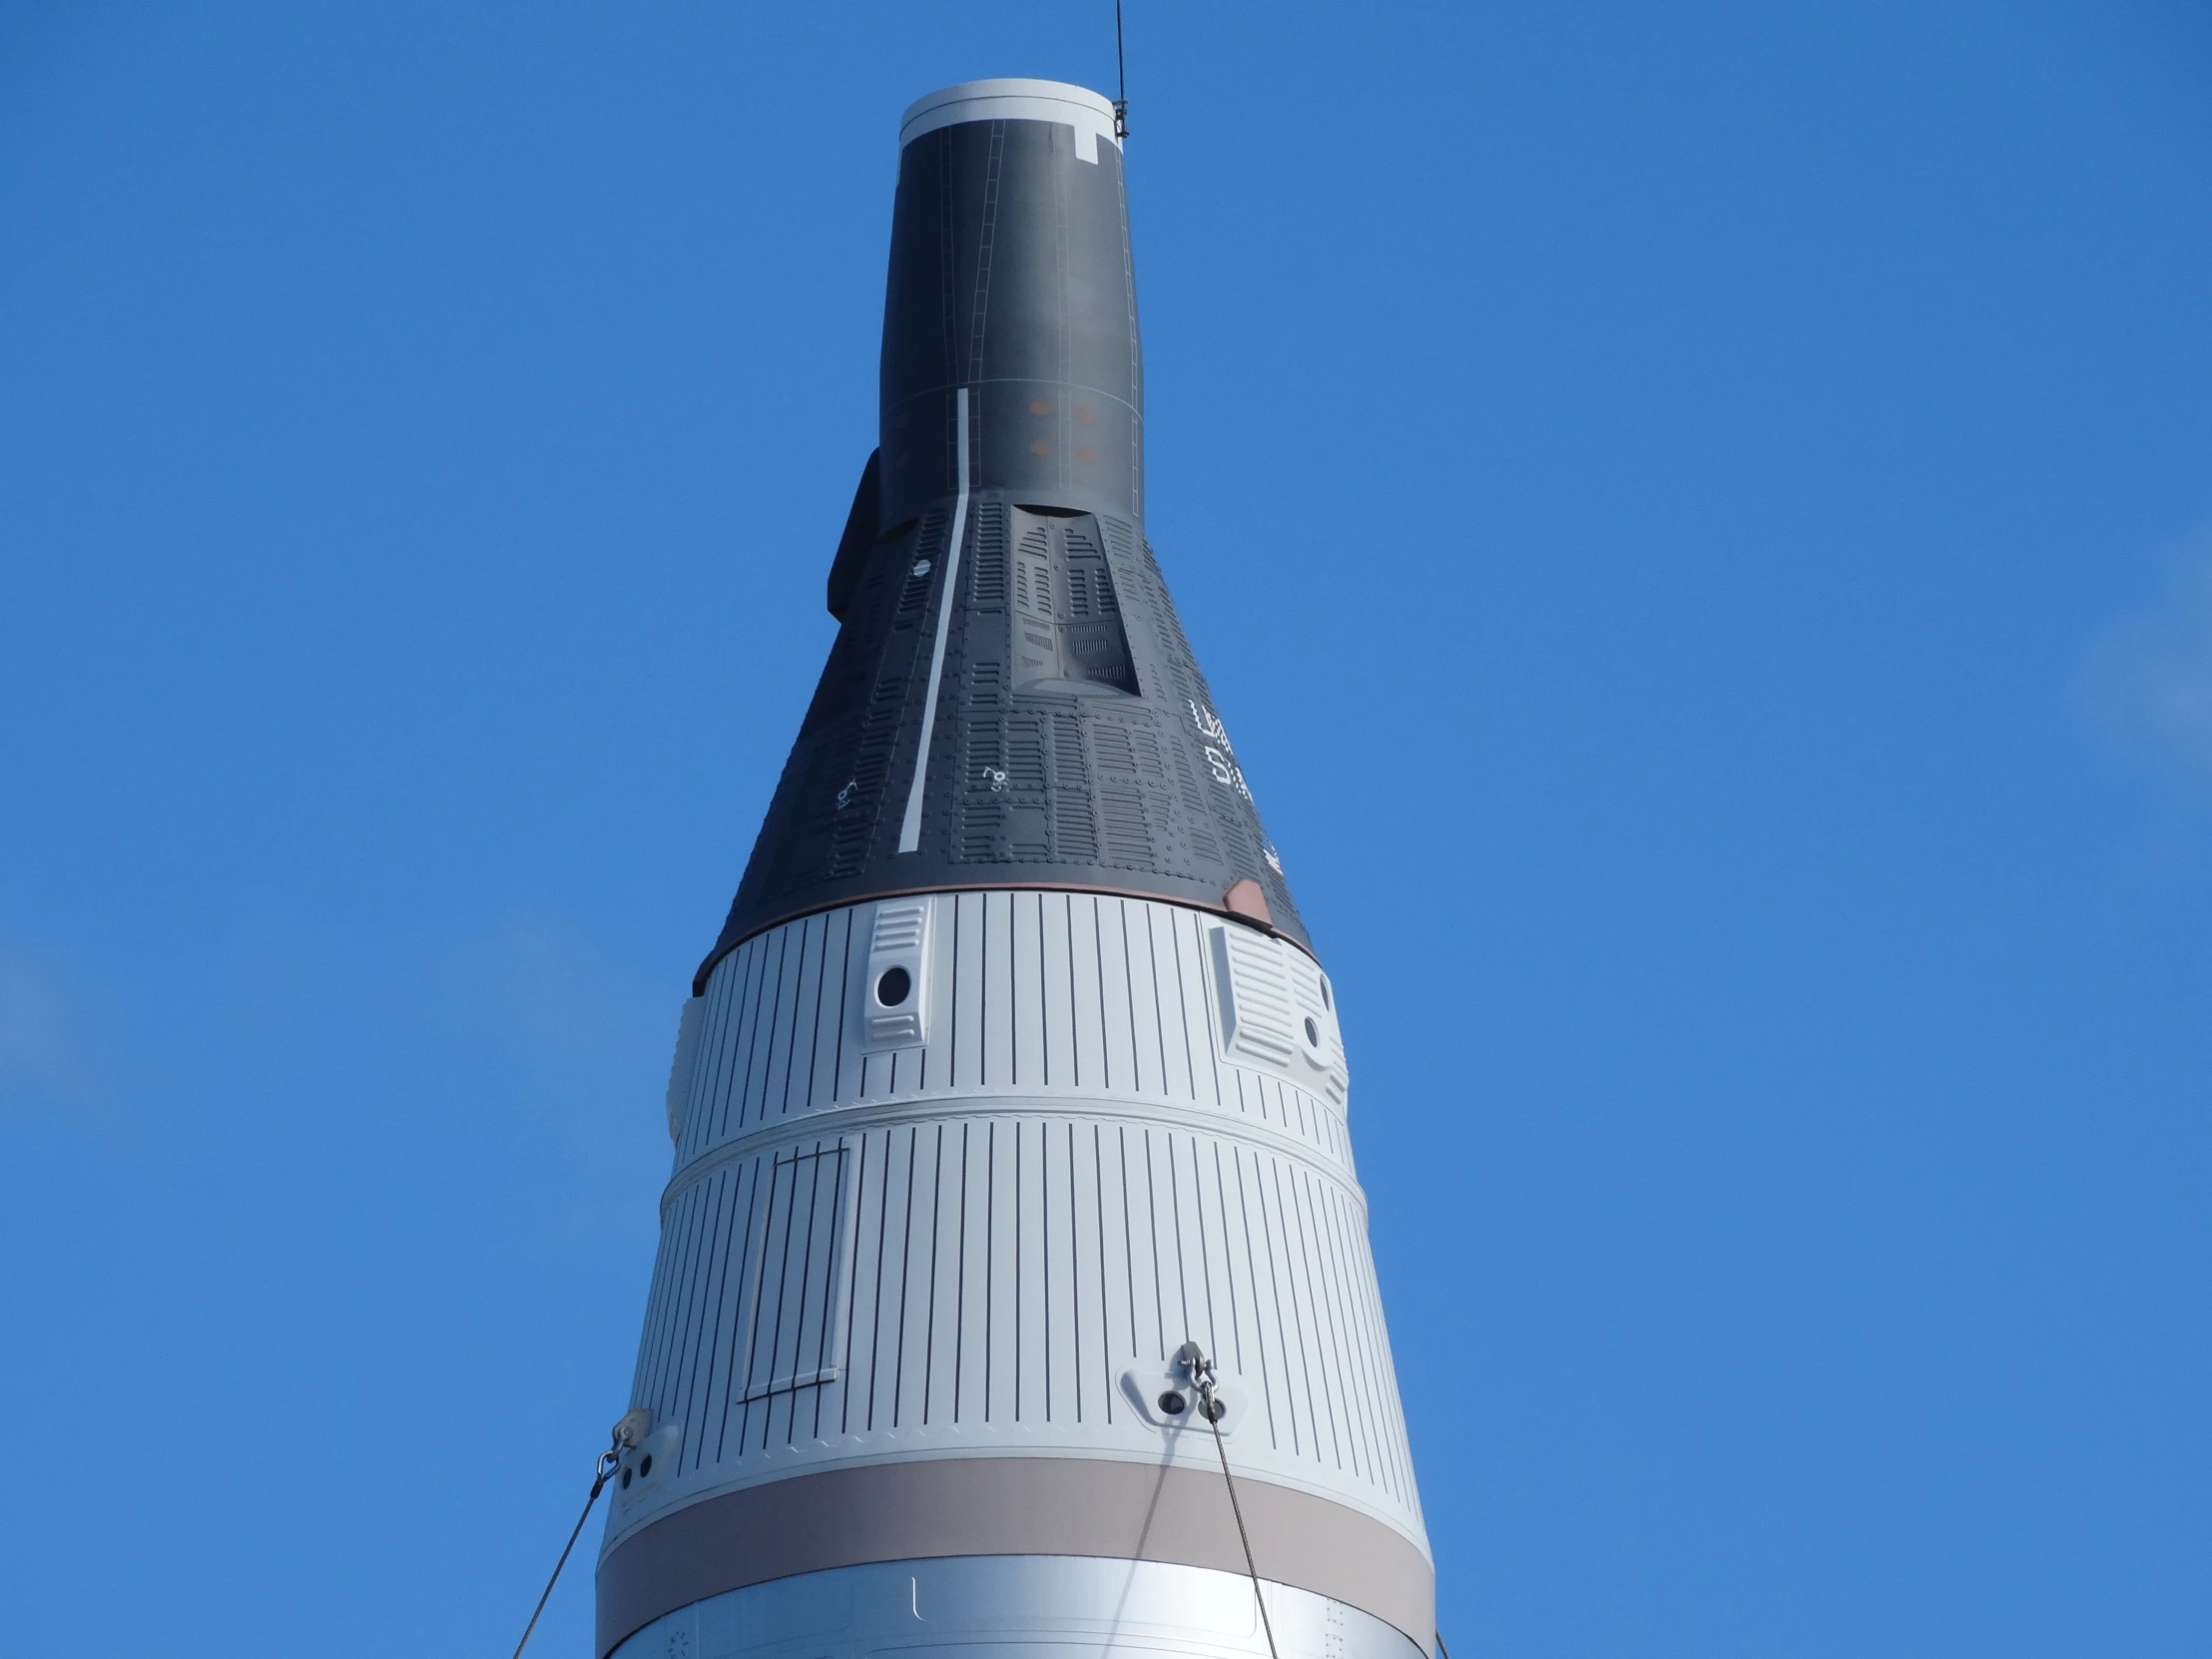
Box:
1180;1343;1281;1659
510;1410;651;1658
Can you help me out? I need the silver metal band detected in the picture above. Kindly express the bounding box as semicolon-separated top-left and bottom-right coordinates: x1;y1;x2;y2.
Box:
595;1455;1434;1658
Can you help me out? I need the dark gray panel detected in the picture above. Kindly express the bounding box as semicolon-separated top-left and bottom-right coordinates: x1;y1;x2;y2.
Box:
824;450;881;622
701;494;1308;987
881;119;1142;528
697;111;1307;986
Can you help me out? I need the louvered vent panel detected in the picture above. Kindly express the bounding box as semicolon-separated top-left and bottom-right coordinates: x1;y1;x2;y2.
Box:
1131;723;1166;778
968;504;1007;607
1209;923;1300;1070
1004;717;1045;793
1100;787;1150;864
862;900;930;1048
892;516;941;623
957;798;1001;862
964;717;1004;790
1050;713;1097;860
1015;526;1050;620
1171;745;1220;859
1092;724;1135;774
829;668;906;878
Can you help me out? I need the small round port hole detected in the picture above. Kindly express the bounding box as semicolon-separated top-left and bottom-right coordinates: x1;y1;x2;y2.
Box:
875;966;911;1007
1304;1016;1320;1046
1157;1390;1188;1416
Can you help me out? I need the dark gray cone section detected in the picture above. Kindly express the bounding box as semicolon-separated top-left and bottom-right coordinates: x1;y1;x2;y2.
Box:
699;113;1308;988
880;112;1143;528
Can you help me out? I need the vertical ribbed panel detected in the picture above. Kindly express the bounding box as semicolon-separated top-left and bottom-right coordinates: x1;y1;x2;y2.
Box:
626;1112;1420;1542
626;892;1421;1564
671;892;1353;1176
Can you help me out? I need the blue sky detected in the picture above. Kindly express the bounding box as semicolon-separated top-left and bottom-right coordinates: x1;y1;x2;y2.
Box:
3;3;2208;1655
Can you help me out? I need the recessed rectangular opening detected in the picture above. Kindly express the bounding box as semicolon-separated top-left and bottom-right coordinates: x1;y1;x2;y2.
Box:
1007;506;1138;697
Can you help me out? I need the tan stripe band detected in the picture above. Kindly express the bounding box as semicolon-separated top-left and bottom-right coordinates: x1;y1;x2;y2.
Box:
595;1455;1433;1658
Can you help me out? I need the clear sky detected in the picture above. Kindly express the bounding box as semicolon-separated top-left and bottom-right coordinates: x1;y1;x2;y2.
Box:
3;4;2208;1655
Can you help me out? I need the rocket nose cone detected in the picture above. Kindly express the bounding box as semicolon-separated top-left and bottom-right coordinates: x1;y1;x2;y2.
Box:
898;78;1121;153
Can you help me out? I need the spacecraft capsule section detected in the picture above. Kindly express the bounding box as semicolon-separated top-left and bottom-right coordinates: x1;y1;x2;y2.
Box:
600;79;1434;1659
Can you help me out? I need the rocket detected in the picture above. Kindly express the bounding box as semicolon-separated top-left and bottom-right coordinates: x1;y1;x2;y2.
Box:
594;79;1434;1659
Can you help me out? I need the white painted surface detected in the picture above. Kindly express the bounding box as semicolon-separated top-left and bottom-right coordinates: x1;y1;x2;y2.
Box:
668;893;1356;1171
665;996;706;1145
861;899;931;1050
612;891;1424;1570
900;79;1120;165
612;1419;683;1517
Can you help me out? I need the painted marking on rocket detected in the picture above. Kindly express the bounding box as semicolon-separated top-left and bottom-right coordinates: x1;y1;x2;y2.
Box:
1189;698;1255;803
897;387;970;853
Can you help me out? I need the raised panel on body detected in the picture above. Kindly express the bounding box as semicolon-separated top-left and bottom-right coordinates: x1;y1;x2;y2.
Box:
736;1141;860;1401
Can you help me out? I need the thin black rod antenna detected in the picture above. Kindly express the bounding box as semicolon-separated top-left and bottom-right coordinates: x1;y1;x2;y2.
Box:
1113;0;1129;139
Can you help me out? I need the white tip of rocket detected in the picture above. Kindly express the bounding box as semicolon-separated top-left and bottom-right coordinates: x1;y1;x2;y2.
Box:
899;79;1121;157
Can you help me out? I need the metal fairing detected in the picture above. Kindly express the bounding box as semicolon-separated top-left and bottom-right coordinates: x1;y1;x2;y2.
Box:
610;1558;1423;1659
601;77;1433;1659
704;493;1309;983
700;85;1304;987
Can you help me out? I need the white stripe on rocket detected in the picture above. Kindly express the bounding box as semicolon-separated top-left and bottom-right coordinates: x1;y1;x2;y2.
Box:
897;385;969;854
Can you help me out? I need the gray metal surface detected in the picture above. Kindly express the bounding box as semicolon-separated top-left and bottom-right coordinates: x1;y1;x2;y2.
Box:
609;1555;1423;1659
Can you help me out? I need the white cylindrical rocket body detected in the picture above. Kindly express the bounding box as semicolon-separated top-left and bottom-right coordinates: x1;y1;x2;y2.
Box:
597;82;1433;1659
